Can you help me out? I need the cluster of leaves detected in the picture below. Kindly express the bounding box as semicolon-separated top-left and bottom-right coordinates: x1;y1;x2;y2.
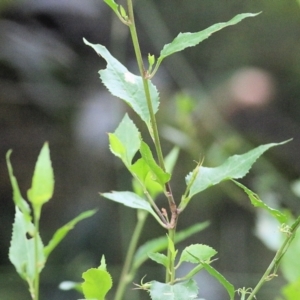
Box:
6;143;96;299
6;0;300;299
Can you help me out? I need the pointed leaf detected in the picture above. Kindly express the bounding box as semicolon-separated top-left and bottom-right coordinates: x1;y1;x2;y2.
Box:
9;207;45;281
104;0;118;14
149;279;198;300
179;244;217;265
27;142;54;207
200;261;235;300
140;141;171;186
82;266;112;300
43;209;97;258
101;191;162;224
148;252;168;268
232;180;287;224
6;150;31;222
133;222;209;270
186;141;290;198
108;133;126;160
159;13;260;61
84;39;160;126
114;114;141;166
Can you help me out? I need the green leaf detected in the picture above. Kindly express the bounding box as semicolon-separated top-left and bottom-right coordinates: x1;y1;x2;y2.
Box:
108;134;126;160
83;39;160;126
200;261;235;300
109;114;141;166
185;140;290;199
232;180;287;224
281;277;300;300
114;114;141;165
43;209;97;258
133;222;209;271
149;279;198;300
159;13;260;62
140;141;171;186
27;142;54;208
9;207;45;282
101;191;162;225
131;147;179;199
148;252;168;268
103;0;118;14
179;244;217;265
6;150;31;222
81;263;113;300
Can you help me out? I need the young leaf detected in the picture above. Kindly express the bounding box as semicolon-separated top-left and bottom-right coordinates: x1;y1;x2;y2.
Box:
9;207;45;282
6;150;31;222
200;261;235;300
27;142;54;208
185;140;290;200
103;0;118;14
232;180;287;224
133;222;209;271
43;209;97;258
148;252;168;268
108;134;126;161
130;158;163;198
159;13;260;62
81;263;113;300
281;277;300;300
140;141;171;186
83;39;160;126
179;244;217;265
101;191;163;225
149;279;199;300
115;114;141;165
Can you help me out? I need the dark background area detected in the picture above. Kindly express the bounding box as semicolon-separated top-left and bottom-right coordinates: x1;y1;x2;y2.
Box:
1;0;300;299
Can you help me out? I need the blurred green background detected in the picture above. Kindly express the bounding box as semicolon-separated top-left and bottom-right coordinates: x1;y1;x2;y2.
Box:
1;0;300;299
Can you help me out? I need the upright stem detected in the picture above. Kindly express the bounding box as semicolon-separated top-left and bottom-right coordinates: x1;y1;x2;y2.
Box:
114;211;148;300
126;0;177;221
127;0;165;171
166;228;176;283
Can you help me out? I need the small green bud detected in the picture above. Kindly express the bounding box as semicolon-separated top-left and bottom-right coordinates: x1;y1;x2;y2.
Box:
119;5;127;19
148;53;155;68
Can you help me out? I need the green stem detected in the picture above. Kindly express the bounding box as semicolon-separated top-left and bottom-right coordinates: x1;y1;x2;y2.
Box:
246;217;300;300
114;210;148;300
33;207;41;300
166;228;176;283
126;0;177;224
127;0;165;170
